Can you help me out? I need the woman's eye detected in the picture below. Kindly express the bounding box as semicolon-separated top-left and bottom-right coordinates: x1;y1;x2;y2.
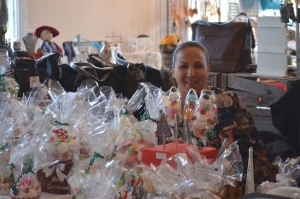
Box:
195;64;204;68
179;65;188;69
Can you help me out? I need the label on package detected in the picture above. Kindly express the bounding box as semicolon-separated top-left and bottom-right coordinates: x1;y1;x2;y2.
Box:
153;164;183;189
193;162;219;188
156;152;166;160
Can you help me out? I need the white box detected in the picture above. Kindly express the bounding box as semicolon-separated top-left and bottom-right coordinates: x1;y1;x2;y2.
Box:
256;17;287;76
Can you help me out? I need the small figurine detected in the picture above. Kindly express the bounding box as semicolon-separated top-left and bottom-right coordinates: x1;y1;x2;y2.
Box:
155;110;172;150
183;89;199;120
34;25;62;57
167;87;181;125
191;89;217;145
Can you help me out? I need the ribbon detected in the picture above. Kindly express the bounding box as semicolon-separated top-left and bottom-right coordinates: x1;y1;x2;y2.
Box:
43;163;68;182
119;107;129;116
85;152;104;174
139;109;156;123
55;120;69;126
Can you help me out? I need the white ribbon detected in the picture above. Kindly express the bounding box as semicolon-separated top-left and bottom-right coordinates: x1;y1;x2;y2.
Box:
43;163;68;182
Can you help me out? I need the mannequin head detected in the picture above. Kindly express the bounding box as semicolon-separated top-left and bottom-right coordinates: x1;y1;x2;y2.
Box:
40;29;53;41
34;25;59;40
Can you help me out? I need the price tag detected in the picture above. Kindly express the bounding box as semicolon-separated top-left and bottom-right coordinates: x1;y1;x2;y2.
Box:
156;152;166;160
30;76;40;88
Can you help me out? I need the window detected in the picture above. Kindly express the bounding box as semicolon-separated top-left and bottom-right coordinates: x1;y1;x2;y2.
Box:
6;0;17;45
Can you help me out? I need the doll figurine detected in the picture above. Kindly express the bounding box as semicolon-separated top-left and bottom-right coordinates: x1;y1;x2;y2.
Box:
34;25;62;56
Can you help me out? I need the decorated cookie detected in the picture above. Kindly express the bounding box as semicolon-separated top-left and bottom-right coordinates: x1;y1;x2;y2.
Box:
37;124;78;194
10;172;41;199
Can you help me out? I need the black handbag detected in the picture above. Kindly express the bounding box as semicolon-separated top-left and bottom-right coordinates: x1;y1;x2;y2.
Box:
13;52;37;97
36;53;61;83
192;12;256;73
88;54;162;99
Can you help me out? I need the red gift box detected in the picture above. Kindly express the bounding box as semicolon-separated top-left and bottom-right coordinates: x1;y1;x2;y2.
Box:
142;143;217;167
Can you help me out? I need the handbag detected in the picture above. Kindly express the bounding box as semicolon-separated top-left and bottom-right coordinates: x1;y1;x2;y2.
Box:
36;53;61;83
88;54;162;99
192;12;255;73
13;52;37;97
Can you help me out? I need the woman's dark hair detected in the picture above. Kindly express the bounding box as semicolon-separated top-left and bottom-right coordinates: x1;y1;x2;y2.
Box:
172;41;209;66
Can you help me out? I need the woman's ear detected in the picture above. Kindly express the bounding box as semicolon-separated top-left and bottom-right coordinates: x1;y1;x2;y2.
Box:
172;66;175;78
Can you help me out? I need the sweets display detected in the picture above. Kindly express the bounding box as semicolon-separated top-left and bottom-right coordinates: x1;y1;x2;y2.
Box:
0;69;245;199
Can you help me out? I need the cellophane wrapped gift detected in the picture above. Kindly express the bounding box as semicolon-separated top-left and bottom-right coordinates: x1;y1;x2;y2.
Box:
190;89;217;147
0;76;19;100
142;153;192;198
166;86;181;127
189;137;243;193
0;100;13;168
257;156;300;193
68;85;135;199
34;83;82;194
9;133;41;199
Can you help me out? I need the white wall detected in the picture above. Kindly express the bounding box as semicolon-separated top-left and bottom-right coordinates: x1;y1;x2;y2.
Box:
24;0;165;55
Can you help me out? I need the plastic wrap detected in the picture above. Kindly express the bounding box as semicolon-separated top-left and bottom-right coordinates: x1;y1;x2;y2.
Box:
0;100;13;158
69;159;125;199
167;86;181;127
143;82;167;120
9;131;41;199
190;89;217;147
183;89;199;120
257;156;300;193
34;90;82;194
147;153;197;198
0;164;13;195
126;83;146;114
0;76;19;100
190;139;243;192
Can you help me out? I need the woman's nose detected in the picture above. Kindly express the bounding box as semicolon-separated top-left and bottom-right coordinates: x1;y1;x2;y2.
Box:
187;66;196;76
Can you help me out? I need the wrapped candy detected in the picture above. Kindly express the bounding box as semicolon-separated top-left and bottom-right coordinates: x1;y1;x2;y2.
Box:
145;153;203;198
167;86;181;126
142;82;167;121
190;89;217;146
257;156;300;193
183;89;198;120
34;89;82;194
0;76;19;100
9;132;41;199
190;138;243;193
0;165;13;195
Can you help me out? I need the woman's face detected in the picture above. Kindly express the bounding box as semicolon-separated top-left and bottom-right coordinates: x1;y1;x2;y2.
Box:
172;47;210;98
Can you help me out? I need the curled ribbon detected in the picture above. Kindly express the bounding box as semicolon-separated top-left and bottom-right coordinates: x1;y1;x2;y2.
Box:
43;163;68;182
139;109;156;123
55;120;69;126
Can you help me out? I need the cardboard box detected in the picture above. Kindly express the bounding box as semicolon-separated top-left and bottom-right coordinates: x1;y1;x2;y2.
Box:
142;143;217;167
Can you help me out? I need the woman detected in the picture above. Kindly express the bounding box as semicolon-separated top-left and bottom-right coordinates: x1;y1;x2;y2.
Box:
172;41;277;190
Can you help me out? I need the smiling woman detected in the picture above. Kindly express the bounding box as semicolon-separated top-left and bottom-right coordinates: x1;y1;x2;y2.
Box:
172;41;278;192
172;41;210;103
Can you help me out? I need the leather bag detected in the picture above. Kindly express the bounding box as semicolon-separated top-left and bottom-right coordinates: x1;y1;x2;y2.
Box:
192;12;255;73
88;54;162;99
13;51;37;97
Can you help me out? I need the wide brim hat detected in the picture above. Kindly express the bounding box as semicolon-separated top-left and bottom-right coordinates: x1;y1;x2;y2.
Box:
34;25;59;38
